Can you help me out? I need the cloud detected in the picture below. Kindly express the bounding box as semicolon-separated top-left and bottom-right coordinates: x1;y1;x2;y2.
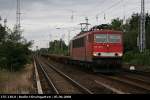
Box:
1;0;150;50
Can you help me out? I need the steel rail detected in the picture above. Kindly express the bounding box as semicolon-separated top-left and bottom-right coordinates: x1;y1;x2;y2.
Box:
36;58;59;94
42;58;94;94
109;75;150;91
98;74;150;93
95;80;128;94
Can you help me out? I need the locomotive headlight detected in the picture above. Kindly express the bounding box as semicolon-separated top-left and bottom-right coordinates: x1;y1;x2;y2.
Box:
93;52;97;56
93;52;101;56
118;53;123;57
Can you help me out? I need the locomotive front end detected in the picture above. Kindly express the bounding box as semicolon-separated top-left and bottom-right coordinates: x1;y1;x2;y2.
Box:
92;30;123;72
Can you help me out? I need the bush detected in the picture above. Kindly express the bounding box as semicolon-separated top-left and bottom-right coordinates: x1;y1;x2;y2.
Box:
123;50;150;65
0;41;31;71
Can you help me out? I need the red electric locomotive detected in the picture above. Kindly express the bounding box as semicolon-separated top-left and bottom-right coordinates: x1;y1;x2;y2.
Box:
69;27;124;72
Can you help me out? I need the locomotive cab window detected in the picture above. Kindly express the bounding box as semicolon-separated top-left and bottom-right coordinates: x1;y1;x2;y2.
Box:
95;34;121;43
95;34;107;43
108;34;121;43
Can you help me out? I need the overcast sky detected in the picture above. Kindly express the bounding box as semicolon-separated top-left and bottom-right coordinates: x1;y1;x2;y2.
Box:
0;0;150;50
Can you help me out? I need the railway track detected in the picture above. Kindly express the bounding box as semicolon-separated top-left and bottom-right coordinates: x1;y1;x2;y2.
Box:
39;56;150;94
35;57;93;94
96;73;150;94
34;57;58;94
122;68;150;78
120;71;150;84
95;80;127;94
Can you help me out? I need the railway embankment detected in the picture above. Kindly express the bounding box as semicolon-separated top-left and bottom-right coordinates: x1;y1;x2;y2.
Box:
0;64;36;94
123;50;150;72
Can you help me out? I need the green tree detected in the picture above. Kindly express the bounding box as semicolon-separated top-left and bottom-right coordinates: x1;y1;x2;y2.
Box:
111;18;123;31
0;22;32;71
145;13;150;50
124;13;142;52
0;24;8;43
123;15;138;51
48;39;68;55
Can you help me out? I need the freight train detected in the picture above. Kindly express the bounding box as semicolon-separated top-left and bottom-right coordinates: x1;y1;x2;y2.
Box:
43;25;124;73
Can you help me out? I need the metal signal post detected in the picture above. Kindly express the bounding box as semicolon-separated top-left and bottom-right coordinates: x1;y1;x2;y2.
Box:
16;0;21;34
139;0;146;52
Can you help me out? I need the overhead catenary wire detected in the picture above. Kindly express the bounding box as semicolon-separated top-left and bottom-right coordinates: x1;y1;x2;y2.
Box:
95;0;124;24
108;6;140;20
97;0;123;16
95;0;144;25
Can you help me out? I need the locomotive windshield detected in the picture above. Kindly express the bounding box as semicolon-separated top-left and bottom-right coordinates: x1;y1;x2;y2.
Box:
95;34;107;43
95;34;121;43
108;34;121;43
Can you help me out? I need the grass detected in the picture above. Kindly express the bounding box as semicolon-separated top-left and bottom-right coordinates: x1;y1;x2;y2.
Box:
123;50;150;66
0;64;34;94
123;50;150;72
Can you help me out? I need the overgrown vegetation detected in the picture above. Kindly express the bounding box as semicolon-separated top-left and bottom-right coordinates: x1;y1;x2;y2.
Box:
48;39;68;55
38;39;68;56
0;21;32;71
0;64;34;94
123;50;150;66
